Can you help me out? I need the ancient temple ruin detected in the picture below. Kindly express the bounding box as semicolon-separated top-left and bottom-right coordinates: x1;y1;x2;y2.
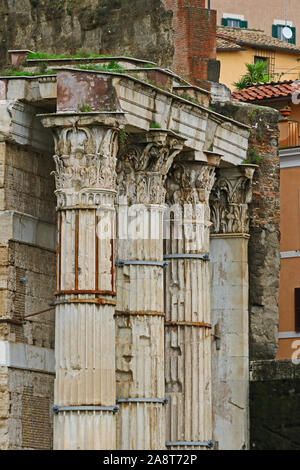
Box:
0;52;259;450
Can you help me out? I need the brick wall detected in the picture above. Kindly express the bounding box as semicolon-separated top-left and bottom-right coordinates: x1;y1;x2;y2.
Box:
0;142;56;449
3;142;56;223
162;0;219;87
9;370;54;450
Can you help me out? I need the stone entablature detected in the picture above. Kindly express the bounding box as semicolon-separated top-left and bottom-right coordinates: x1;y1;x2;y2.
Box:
0;63;250;166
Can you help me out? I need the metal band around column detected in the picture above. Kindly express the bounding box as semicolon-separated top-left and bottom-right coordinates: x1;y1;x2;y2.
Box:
115;260;168;267
165;320;212;328
165;440;216;448
54;299;116;306
117;398;168;405
164;253;210;261
52;405;120;413
115;310;165;317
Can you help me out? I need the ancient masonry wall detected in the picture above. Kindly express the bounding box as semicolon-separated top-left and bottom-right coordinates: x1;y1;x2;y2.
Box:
0;0;174;68
211;102;280;360
0;141;56;449
250;360;300;450
0;1;218;88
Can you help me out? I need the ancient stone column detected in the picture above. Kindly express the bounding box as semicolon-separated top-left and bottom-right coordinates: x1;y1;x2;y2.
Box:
209;165;256;450
164;157;218;450
41;113;125;450
115;131;184;449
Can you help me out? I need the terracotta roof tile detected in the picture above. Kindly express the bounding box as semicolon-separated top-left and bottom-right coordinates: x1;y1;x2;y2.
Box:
232;80;296;102
217;26;300;54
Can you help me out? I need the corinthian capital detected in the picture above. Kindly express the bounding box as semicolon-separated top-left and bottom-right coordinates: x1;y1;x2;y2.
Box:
210;165;256;234
117;131;185;205
40;113;126;208
165;160;217;206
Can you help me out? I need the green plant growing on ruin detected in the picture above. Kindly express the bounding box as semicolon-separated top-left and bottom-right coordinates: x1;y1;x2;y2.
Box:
179;93;199;106
77;61;125;73
66;0;81;12
243;148;262;165
27;51;105;60
46;0;64;16
150;122;161;129
248;110;255;121
234;61;272;90
142;63;155;69
146;80;168;91
0;68;56;77
77;103;92;113
119;130;129;149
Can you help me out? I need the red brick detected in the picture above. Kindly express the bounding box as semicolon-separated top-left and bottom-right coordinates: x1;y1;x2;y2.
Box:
161;0;217;86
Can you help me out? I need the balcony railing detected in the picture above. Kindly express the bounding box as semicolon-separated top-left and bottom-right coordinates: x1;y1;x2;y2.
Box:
279;119;300;148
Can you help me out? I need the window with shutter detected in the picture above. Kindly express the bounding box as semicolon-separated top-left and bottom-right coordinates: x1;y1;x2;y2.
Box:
272;24;296;45
222;18;248;29
295;288;300;332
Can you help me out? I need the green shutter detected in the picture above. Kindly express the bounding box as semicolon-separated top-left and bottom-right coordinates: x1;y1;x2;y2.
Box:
289;26;296;45
272;24;279;38
221;18;228;26
240;20;248;29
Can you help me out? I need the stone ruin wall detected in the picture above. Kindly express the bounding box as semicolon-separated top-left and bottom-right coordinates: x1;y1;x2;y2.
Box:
0;140;56;449
0;0;174;68
211;101;281;361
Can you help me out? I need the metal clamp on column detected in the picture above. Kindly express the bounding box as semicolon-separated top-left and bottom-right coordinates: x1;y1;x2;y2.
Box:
165;440;216;448
116;397;169;405
115;260;168;268
52;405;120;413
164;253;210;261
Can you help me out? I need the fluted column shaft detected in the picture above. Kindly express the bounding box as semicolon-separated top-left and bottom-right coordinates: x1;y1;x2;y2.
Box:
41;113;125;450
115;131;184;449
164;160;218;450
209;165;256;450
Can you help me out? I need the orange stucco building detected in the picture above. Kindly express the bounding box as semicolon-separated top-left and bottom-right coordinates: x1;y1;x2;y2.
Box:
278;145;300;359
232;81;300;359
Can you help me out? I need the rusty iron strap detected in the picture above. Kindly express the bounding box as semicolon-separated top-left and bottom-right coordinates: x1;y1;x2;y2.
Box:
165;320;212;328
55;290;116;296
55;299;117;306
0;318;23;326
23;307;55;320
115;310;165;317
0;305;55;323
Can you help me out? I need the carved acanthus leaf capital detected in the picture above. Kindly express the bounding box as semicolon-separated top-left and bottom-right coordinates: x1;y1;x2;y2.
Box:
117;131;185;205
210;166;256;234
51;126;120;197
40;113;126;208
165;161;217;207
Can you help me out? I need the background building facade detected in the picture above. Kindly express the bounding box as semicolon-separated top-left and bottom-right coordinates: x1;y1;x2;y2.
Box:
208;0;300;45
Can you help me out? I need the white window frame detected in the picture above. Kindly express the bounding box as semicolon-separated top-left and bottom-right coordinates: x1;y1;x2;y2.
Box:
223;13;245;21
